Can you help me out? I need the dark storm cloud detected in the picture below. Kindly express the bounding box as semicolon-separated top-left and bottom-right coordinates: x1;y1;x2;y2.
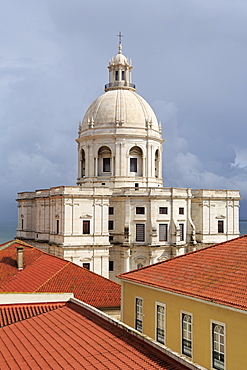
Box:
1;0;247;222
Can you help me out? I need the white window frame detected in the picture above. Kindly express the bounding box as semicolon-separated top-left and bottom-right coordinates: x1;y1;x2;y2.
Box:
210;320;226;370
155;302;166;345
180;310;193;359
135;296;143;333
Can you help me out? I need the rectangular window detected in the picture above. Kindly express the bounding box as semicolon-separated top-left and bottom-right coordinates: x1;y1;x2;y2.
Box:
109;207;114;215
179;207;184;215
56;219;59;235
182;313;192;358
159;224;168;242
218;220;224;234
156;303;166;344
115;71;119;81
83;263;90;270
108;220;114;230
83;220;90;234
103;157;110;172
212;323;225;370
136;224;145;242
179;223;184;241
21;218;24;231
109;236;114;242
136;207;145;215
159;207;168;215
122;71;125;80
130;158;137;172
135;297;143;333
109;261;114;271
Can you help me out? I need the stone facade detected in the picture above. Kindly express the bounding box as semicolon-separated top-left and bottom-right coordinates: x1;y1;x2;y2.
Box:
17;42;240;281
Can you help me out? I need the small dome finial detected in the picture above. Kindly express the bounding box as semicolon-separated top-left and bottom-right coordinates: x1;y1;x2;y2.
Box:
117;31;123;54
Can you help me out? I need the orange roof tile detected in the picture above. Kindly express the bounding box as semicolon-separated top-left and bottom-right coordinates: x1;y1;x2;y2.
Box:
118;235;247;311
0;301;192;369
0;302;65;327
0;240;120;308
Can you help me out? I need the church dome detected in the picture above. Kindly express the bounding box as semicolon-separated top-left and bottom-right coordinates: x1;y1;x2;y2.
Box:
82;89;159;129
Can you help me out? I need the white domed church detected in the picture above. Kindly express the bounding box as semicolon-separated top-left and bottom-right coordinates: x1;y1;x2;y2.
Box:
17;41;240;281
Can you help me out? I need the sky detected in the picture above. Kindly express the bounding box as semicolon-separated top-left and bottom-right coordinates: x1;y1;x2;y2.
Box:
1;0;247;226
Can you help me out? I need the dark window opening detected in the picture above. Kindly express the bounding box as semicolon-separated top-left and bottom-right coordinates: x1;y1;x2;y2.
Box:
103;158;110;172
108;220;114;230
136;207;145;215
83;263;90;270
21;219;24;231
130;158;137;172
159;207;168;215
136;224;145;242
83;220;90;234
109;236;114;242
179;207;184;215
115;71;119;81
109;261;114;271
109;207;114;215
122;71;125;80
56;219;59;235
218;220;224;234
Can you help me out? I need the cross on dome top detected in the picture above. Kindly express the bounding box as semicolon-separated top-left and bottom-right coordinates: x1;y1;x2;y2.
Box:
117;32;123;54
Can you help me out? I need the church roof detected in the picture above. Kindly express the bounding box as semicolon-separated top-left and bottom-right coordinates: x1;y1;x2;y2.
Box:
118;234;247;311
0;240;120;309
0;298;198;369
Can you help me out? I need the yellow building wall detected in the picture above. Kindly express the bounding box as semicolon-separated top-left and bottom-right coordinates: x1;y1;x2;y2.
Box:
122;281;247;370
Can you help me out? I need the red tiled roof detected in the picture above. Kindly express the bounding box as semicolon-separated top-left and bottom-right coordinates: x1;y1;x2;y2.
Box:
0;240;120;309
0;302;65;327
0;301;190;369
119;235;247;311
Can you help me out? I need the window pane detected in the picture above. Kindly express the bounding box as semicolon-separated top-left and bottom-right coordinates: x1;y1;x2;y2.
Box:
159;207;168;214
156;305;165;344
130;158;137;172
218;221;224;233
179;207;184;214
103;158;110;172
159;224;168;242
109;261;114;271
83;263;90;270
109;207;114;215
136;224;145;242
212;324;225;370
135;298;143;332
179;224;184;241
136;207;145;214
108;220;114;230
83;220;90;234
182;314;192;358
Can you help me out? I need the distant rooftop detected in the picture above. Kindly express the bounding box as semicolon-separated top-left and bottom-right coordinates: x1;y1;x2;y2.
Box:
0;240;120;309
119;234;247;311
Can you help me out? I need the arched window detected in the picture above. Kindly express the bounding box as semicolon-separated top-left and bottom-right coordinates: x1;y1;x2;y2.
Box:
98;146;112;176
81;149;85;177
155;149;160;178
182;314;192;357
129;146;143;176
212;324;225;369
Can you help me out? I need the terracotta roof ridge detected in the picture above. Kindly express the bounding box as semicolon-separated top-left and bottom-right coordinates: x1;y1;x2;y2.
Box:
35;260;70;291
118;234;247;278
